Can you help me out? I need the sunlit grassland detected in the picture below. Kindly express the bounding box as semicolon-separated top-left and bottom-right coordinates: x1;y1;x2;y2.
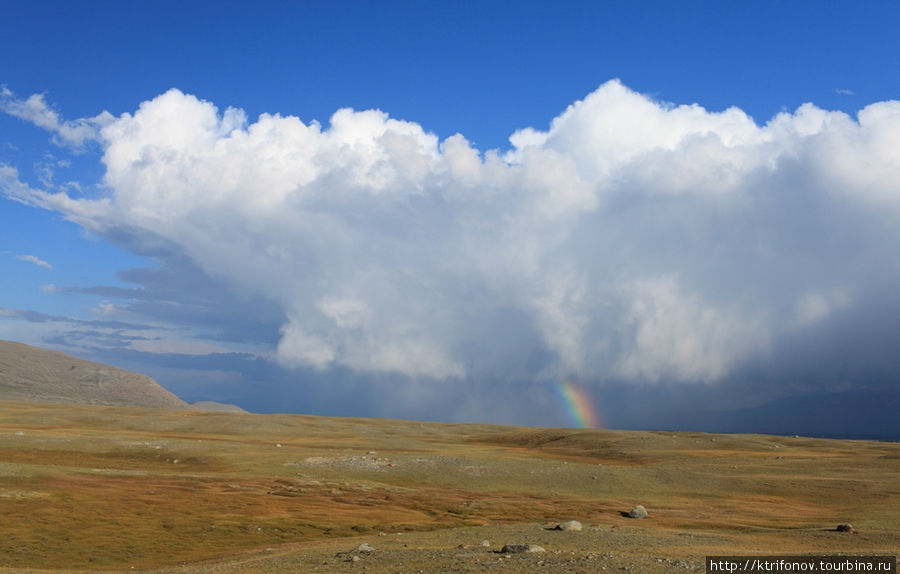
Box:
0;401;897;570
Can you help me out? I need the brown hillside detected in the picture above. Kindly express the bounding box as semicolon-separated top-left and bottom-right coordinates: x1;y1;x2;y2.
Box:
0;339;187;409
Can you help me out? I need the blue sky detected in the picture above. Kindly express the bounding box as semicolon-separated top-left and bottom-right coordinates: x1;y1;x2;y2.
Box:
2;1;900;433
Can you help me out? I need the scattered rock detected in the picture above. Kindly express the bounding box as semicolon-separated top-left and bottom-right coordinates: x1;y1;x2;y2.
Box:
501;544;546;554
480;539;491;547
335;542;375;562
627;505;648;519
553;520;583;531
836;523;856;533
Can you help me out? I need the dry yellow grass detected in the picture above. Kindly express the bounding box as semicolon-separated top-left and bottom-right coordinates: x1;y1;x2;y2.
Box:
0;400;897;572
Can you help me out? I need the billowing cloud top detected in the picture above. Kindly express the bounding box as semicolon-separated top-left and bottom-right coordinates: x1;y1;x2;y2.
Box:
4;80;900;385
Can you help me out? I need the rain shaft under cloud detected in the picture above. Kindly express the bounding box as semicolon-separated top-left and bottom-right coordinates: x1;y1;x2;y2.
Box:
3;79;900;393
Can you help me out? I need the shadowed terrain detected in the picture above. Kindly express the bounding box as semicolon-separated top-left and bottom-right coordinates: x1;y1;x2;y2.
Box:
0;401;897;572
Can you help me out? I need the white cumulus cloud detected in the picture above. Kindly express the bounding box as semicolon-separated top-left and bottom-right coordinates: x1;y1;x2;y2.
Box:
3;80;900;385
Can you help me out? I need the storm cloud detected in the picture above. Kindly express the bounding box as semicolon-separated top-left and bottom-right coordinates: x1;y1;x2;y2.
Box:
3;80;900;396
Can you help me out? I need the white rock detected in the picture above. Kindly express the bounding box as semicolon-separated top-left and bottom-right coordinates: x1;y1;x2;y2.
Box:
627;505;648;519
556;520;583;531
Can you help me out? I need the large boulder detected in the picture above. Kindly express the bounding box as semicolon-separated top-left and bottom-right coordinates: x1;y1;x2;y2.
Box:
554;520;583;531
627;505;648;519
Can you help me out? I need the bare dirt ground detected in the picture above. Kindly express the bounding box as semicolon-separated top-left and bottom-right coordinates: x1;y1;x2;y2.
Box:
0;401;897;573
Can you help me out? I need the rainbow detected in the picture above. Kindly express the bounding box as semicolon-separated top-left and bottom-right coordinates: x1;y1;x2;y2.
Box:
554;380;601;428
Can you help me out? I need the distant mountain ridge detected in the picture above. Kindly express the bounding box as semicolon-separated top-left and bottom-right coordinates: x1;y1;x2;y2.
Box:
0;339;188;409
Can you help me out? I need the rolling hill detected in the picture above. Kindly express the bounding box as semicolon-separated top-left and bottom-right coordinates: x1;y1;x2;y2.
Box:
0;339;187;409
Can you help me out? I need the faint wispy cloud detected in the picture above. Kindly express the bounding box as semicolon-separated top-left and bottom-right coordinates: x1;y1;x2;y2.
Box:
0;306;153;330
92;301;118;316
0;86;113;149
0;305;233;358
16;254;53;269
835;88;855;96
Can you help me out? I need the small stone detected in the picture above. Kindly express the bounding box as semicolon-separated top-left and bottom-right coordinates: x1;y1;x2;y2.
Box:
627;505;648;519
350;555;361;562
356;542;375;553
836;523;856;533
480;539;491;547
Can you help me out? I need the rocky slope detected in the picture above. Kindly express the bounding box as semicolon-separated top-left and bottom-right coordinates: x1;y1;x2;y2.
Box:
0;339;187;409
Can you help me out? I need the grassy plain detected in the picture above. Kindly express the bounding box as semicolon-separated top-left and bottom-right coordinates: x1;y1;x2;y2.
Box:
0;400;897;572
